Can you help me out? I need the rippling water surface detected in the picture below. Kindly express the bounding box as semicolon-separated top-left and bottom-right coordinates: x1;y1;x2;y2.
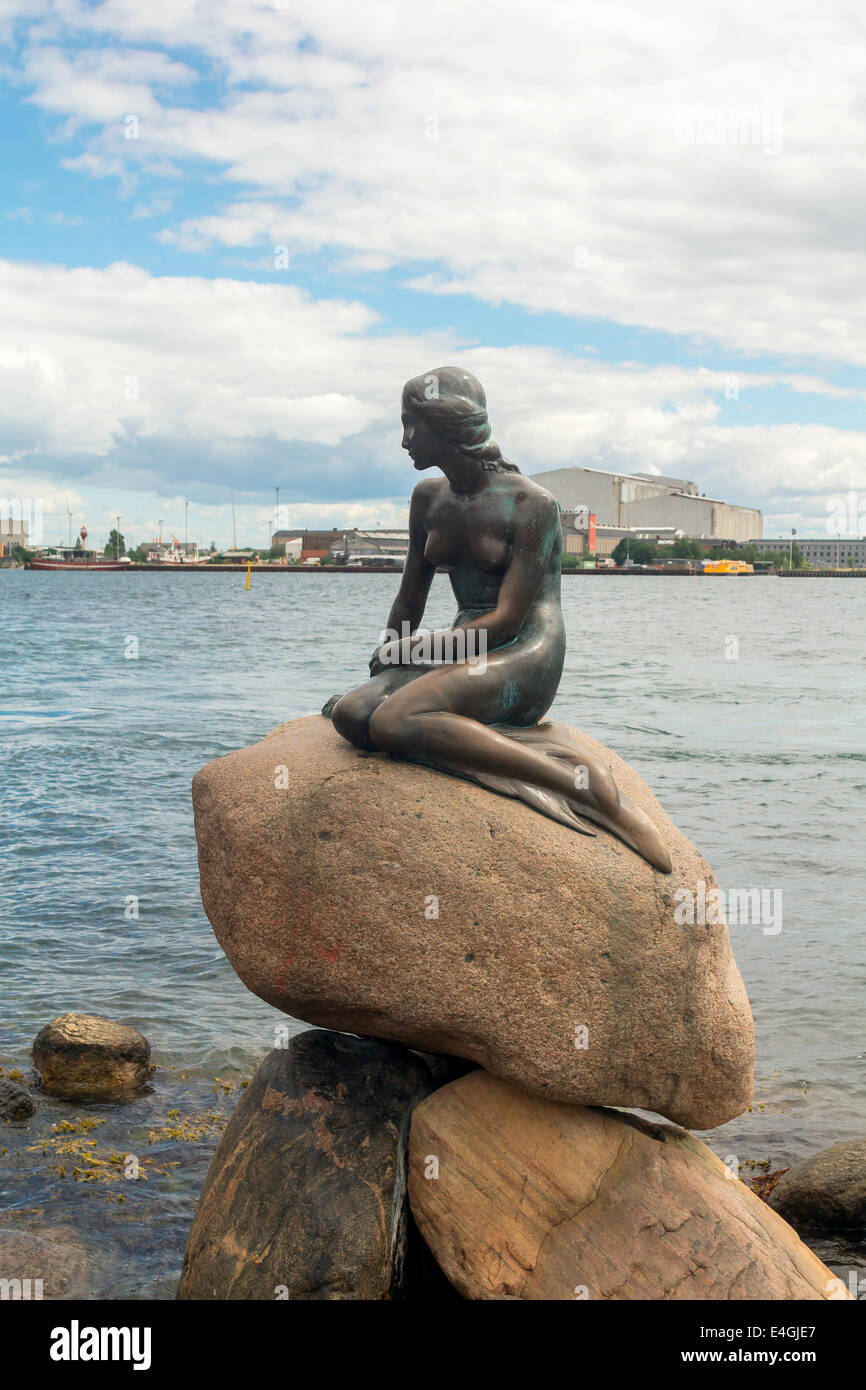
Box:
1;570;864;1295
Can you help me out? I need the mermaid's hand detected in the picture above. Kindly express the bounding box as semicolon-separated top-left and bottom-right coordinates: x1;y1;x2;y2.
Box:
371;639;403;673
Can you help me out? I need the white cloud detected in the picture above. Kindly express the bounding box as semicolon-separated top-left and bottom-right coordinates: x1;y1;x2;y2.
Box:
9;0;866;363
130;194;172;219
47;210;83;225
1;2;865;543
1;257;864;544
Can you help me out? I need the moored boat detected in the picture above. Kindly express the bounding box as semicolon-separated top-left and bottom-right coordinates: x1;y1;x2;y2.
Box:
27;523;131;571
702;558;755;574
28;556;130;570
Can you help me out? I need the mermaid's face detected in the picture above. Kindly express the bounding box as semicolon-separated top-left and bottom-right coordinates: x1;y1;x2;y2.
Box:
401;409;440;470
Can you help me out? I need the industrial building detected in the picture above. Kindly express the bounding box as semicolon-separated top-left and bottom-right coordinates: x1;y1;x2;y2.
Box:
752;537;866;567
271;527;345;561
272;527;410;563
563;522;684;559
341;529;409;563
271;464;766;568
0;516;28;561
529;465;762;543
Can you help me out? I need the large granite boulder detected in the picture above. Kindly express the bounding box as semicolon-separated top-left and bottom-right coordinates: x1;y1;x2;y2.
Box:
770;1140;866;1233
32;1014;151;1100
178;1029;445;1300
192;715;753;1130
408;1070;846;1301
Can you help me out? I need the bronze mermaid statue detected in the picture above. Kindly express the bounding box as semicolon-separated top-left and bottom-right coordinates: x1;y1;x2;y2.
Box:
323;366;672;874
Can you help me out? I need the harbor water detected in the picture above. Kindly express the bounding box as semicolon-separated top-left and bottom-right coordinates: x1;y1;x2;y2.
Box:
1;569;864;1295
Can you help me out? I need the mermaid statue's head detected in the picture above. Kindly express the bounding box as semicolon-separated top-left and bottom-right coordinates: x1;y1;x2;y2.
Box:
401;366;519;474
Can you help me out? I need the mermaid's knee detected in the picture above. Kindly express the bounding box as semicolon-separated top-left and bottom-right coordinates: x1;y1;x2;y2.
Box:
367;700;412;754
332;692;376;750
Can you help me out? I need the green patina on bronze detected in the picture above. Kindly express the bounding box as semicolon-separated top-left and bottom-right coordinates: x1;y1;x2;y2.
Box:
323;366;671;873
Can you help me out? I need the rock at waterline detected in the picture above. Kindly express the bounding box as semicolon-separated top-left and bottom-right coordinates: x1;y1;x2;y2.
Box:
0;1078;35;1121
32;1013;151;1101
408;1070;848;1301
770;1140;866;1233
178;1030;452;1301
192;714;753;1129
0;1226;98;1299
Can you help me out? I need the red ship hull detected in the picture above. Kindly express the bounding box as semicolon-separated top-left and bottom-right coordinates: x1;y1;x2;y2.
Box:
28;559;130;571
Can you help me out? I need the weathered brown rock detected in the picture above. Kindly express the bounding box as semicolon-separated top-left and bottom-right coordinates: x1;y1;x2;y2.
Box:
193;714;753;1129
0;1226;97;1299
32;1014;151;1100
770;1140;866;1233
0;1078;35;1121
178;1029;447;1301
408;1070;846;1300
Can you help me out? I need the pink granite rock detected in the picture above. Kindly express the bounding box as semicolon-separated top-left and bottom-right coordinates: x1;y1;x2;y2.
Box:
408;1070;844;1301
192;714;754;1129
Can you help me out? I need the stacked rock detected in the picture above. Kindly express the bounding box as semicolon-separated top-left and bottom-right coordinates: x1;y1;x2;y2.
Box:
179;716;844;1300
179;1030;459;1300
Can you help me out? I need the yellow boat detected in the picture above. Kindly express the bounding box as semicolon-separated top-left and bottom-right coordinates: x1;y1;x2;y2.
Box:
702;558;754;574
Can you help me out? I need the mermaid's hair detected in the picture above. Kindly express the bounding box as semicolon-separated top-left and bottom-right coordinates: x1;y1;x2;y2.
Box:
401;366;520;473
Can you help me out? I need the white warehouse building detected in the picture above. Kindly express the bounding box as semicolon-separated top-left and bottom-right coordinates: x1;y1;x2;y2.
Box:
529;465;762;544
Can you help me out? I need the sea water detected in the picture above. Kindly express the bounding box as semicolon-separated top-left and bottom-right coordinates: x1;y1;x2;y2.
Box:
1;570;863;1295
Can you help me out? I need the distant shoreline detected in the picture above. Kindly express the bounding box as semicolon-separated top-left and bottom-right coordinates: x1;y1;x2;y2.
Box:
15;563;866;577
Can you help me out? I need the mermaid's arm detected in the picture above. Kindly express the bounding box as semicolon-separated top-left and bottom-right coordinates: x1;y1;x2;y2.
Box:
377;491;559;668
388;483;437;629
370;483;437;672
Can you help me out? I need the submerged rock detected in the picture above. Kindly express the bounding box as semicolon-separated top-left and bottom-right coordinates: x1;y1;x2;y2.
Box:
178;1029;443;1301
0;1226;97;1299
193;714;753;1129
770;1140;866;1233
408;1070;846;1301
32;1013;151;1100
0;1078;35;1121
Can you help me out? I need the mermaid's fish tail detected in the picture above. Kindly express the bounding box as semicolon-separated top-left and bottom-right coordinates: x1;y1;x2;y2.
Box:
471;722;672;874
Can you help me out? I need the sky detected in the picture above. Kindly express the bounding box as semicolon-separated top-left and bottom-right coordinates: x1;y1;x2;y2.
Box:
1;0;865;550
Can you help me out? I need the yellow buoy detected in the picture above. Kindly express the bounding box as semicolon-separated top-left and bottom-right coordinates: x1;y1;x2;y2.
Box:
245;560;252;591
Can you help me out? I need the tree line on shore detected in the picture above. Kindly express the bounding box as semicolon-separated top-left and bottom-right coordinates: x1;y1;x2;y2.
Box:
592;538;807;569
6;533;824;570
